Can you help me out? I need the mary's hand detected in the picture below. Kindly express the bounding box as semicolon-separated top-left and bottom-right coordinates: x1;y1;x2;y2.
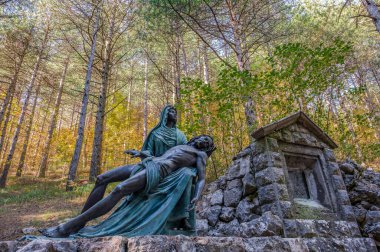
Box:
187;197;199;211
124;149;141;158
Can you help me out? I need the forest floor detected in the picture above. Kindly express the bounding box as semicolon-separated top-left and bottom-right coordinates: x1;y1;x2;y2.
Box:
0;176;115;241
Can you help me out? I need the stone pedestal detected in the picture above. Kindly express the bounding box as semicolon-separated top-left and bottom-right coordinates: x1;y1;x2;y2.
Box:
0;236;377;252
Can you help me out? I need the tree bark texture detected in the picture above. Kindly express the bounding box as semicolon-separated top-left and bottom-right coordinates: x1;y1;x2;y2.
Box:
0;41;29;129
362;0;380;33
226;0;256;131
143;54;148;141
38;58;69;177
0;29;47;187
31;93;53;170
89;11;114;182
16;83;41;177
67;2;101;190
0;93;13;160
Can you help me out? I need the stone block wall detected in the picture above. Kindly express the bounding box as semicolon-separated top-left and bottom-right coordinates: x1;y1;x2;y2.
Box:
251;138;291;219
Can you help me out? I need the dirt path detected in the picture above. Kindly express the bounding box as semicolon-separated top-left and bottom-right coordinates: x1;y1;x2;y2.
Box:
0;197;85;240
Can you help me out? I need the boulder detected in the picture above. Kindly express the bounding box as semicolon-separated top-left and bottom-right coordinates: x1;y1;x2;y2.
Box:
198;205;222;227
219;207;235;222
340;162;355;175
241;211;283;237
195;219;209;236
242;172;256;196
210;189;224;206
236;197;259;223
224;187;243;207
214;219;243;237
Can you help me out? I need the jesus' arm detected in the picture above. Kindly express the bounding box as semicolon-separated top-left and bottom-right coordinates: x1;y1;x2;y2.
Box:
188;151;207;210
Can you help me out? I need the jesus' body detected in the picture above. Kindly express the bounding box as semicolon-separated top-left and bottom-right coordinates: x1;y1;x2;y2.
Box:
41;135;215;238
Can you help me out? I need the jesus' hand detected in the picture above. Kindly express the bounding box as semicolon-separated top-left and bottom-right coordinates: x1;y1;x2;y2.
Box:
124;149;141;158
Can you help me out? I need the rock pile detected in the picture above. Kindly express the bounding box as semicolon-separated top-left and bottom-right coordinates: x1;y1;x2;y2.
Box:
339;160;380;244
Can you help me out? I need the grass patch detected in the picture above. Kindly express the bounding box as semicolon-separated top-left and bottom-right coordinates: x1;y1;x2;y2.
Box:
0;176;94;206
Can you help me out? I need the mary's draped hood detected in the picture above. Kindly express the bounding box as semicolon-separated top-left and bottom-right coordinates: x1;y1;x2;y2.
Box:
141;105;187;156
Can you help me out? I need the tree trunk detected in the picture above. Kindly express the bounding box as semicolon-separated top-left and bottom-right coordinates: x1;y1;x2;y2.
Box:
0;23;49;187
202;43;210;85
31;93;53;170
226;0;255;130
0;102;14;170
0;60;43;187
0;40;29;129
66;2;101;191
0;93;13;160
362;0;380;33
89;10;114;182
338;89;363;160
38;58;69;177
0;42;29;161
180;35;189;77
143;54;148;141
16;83;41;177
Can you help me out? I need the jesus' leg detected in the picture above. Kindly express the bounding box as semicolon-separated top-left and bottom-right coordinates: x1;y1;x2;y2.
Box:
81;164;135;213
40;168;147;238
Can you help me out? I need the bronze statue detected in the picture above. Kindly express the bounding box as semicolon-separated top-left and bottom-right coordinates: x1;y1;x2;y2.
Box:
40;135;215;238
80;105;186;214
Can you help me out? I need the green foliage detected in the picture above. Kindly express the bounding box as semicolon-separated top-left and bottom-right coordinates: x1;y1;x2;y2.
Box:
264;39;353;111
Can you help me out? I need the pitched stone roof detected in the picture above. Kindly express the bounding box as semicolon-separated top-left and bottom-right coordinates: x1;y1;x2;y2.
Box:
251;111;338;149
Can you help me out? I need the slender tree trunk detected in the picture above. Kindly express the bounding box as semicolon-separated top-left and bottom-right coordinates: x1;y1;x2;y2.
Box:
0;44;29;161
0;70;38;186
171;64;176;105
0;102;14;170
180;35;189;77
197;39;202;79
338;90;363;160
89;21;114;182
226;0;255;130
174;35;181;105
31;93;53;170
143;54;148;141
38;58;69;177
69;103;76;130
0;24;48;187
202;44;210;85
0;93;13;160
362;0;380;33
67;3;101;191
0;42;29;129
127;64;133;113
16;83;41;177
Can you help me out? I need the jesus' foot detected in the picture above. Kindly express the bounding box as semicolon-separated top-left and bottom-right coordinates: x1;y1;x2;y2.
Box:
39;225;70;238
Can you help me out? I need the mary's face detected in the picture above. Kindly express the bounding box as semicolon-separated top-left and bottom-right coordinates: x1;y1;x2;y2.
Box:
167;107;177;122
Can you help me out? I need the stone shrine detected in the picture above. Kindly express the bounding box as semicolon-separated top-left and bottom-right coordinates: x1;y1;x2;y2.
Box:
196;111;374;248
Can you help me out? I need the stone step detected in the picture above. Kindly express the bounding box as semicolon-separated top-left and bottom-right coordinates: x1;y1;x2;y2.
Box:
0;235;377;252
